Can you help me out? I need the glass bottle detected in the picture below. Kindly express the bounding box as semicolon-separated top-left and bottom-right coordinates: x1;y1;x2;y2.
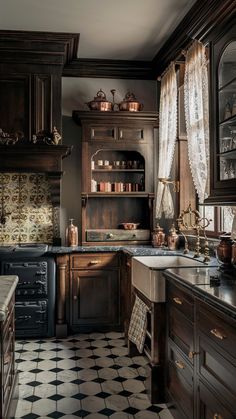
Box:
66;219;78;247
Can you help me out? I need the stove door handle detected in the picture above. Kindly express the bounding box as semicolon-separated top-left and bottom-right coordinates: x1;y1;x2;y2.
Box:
36;271;46;275
35;310;46;314
16;315;32;320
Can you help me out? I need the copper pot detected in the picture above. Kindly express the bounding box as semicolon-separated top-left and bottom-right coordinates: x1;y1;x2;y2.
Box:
86;89;113;111
118;91;143;112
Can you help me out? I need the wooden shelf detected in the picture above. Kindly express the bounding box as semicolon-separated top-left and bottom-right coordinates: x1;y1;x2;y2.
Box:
218;148;236;159
92;169;144;172
82;192;154;198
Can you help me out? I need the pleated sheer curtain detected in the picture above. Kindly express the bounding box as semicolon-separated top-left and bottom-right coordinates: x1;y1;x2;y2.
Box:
155;62;177;219
184;40;210;203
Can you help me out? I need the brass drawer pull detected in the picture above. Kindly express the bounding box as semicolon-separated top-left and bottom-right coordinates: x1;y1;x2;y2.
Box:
210;328;226;340
173;297;182;305
89;260;101;265
175;360;184;369
214;414;222;419
188;351;199;359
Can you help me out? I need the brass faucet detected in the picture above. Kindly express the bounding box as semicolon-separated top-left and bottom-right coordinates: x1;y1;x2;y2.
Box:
177;203;212;261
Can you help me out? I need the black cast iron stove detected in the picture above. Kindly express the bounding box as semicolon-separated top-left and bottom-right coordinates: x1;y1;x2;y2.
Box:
0;244;55;338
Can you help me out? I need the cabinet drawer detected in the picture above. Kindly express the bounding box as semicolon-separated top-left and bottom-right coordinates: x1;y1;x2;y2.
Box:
169;307;194;361
198;380;235;419
197;332;236;411
197;301;236;362
167;343;194;419
86;229;150;242
118;127;144;141
89;126;117;141
71;253;119;269
168;282;194;321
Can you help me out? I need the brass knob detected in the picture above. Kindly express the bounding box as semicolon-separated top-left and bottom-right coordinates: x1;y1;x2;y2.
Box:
188;351;199;359
73;295;78;301
173;297;182;305
107;233;114;239
210;328;226;340
175;360;184;369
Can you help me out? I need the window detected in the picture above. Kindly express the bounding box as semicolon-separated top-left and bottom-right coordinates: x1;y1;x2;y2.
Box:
199;205;234;237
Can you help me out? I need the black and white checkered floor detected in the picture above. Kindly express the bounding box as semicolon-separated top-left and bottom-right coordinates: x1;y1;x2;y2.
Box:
15;332;173;418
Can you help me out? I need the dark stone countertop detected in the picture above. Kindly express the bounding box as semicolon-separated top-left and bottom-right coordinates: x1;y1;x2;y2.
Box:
165;267;236;318
0;275;19;321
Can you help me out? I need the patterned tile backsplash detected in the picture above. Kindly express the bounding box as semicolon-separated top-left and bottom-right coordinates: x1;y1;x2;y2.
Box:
0;173;53;244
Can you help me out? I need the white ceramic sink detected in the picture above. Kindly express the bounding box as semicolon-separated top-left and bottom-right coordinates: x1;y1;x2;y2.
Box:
132;255;206;302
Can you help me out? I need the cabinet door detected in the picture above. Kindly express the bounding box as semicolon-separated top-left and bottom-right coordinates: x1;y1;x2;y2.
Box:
167;342;194;419
71;269;120;331
208;21;236;203
198;381;235;419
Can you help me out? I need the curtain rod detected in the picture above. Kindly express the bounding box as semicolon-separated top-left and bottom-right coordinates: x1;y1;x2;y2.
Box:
157;60;184;81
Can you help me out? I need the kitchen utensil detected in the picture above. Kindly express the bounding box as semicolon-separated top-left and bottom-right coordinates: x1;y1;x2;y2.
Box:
86;89;113;111
118;91;143;112
120;222;140;230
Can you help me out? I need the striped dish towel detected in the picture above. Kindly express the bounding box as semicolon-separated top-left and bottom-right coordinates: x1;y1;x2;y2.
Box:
128;294;149;353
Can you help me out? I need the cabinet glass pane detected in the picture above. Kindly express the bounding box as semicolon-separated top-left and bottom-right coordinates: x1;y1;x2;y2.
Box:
218;41;236;181
219;41;236;89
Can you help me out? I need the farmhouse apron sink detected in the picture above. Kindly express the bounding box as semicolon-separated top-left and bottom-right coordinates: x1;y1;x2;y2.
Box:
132;255;207;302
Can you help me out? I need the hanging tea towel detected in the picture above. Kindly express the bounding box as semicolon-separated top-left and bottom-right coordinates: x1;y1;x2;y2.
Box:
128;294;149;353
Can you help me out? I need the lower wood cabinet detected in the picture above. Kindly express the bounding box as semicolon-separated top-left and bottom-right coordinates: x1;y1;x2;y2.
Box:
0;295;18;419
69;253;121;333
198;381;235;419
196;300;236;418
166;280;195;419
167;341;194;419
166;276;236;419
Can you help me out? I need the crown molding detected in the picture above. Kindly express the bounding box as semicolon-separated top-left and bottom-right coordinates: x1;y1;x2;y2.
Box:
63;58;154;79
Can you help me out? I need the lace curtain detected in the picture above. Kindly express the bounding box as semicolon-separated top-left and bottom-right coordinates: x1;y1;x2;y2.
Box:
155;62;177;219
184;40;209;203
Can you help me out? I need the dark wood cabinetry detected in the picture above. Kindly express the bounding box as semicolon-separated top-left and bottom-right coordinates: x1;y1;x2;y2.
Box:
196;300;236;418
166;277;236;419
166;281;195;419
72;111;158;245
128;287;166;404
207;19;236;203
0;30;79;142
69;253;121;333
0;295;18;419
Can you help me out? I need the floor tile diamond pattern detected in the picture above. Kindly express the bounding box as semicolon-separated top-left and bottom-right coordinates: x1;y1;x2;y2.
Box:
15;332;173;418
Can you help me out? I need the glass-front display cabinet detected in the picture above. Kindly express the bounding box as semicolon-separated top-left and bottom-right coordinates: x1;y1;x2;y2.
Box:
208;20;236;203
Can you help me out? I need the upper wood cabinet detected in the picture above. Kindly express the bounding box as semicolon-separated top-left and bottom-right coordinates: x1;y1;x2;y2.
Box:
0;30;79;143
73;111;158;245
207;19;236;204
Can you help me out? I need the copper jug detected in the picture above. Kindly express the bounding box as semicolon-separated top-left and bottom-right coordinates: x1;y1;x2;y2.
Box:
232;241;236;268
152;224;165;248
216;235;232;267
66;219;78;247
167;224;179;250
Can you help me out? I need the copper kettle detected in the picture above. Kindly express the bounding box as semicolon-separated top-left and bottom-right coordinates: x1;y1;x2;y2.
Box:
86;89;113;111
118;91;143;112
